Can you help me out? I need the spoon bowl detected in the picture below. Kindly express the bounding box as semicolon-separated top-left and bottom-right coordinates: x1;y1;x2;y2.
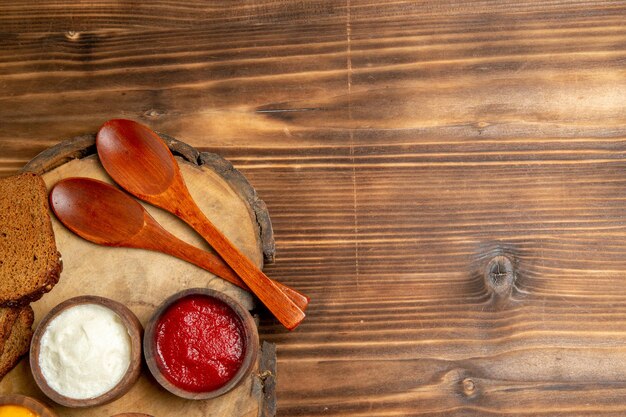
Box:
50;177;144;246
96;120;175;197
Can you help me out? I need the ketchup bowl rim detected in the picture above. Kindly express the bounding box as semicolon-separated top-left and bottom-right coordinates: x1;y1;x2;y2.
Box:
143;288;259;400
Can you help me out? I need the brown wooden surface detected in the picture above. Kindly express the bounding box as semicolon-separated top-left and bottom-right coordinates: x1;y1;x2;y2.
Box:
1;1;626;415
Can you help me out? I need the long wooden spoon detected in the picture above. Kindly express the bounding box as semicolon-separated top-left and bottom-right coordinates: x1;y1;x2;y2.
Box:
49;177;307;311
96;119;307;330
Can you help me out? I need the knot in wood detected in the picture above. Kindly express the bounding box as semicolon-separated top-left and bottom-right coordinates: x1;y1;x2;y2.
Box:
143;109;163;119
462;378;475;395
258;370;274;381
65;31;80;41
484;255;515;297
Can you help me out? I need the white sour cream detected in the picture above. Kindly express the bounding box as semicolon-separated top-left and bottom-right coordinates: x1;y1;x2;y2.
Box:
38;303;132;400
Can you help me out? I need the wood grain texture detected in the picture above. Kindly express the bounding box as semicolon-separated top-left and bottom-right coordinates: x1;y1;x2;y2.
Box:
2;0;626;415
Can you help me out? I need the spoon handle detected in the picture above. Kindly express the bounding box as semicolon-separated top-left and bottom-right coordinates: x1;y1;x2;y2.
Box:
137;214;309;311
177;199;306;330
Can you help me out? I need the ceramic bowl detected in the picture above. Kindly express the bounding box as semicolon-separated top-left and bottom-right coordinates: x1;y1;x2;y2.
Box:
30;296;143;408
0;394;58;417
144;288;258;400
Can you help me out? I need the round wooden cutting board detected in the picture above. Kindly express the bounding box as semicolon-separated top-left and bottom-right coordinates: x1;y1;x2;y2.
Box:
0;134;277;417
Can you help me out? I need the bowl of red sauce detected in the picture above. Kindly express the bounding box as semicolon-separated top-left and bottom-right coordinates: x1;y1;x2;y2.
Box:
144;288;259;400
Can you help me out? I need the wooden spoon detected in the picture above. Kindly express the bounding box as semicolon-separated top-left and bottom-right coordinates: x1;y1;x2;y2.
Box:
96;119;307;330
49;177;307;311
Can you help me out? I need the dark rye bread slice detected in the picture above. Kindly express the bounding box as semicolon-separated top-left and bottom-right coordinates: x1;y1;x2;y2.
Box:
0;173;62;306
0;305;34;379
0;307;20;354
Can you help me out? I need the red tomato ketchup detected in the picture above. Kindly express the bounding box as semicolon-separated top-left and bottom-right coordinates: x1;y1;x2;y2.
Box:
154;294;246;392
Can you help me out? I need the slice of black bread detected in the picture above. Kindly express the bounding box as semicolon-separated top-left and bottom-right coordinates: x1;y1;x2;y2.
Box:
0;173;62;306
0;307;20;354
0;305;34;379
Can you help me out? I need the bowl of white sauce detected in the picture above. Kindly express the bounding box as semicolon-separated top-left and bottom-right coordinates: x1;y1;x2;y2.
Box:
30;296;142;407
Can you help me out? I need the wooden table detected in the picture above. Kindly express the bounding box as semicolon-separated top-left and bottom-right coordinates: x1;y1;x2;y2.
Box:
1;1;626;415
